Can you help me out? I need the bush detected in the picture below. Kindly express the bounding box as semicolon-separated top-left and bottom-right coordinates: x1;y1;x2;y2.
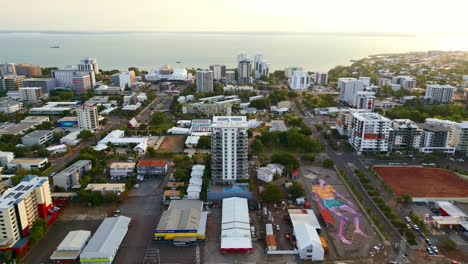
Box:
322;159;334;168
262;183;282;203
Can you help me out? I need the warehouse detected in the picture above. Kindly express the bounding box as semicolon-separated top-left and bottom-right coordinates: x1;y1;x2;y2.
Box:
154;200;207;245
220;197;252;254
79;216;131;264
288;209;324;261
50;230;91;263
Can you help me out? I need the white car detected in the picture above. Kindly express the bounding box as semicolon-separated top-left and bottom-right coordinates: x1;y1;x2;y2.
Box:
405;216;411;222
276;224;280;231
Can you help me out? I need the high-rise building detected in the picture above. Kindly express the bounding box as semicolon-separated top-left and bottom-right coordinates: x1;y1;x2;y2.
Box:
353;91;375;112
461;76;468;91
15;64;42;77
78;58;99;74
389;119;423;151
72;74;92;94
21;78;58;94
451;122;468;154
52;68;96;90
314;72;328;85
378;78;391;88
196;69;214;93
225;71;236;84
211;116;248;183
358;77;371;87
391;76;416;89
338;78;365;104
0;75;26;91
0;63;16;76
254;53;269;79
425;84;455;103
288;71;310;90
76;105;99;130
111;71;136;88
419;122;455;153
335;109;366;136
348;112;392;154
238;58;252;84
209;65;226;80
284;67;303;78
0;175;52;249
19;87;43;102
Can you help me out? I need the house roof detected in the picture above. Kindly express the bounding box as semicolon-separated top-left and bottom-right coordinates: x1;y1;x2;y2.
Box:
137;160;167;167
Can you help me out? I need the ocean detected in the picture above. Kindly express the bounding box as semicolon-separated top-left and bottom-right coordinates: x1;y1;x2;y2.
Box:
1;32;467;72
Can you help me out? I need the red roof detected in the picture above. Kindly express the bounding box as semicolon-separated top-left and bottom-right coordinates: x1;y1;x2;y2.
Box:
138;160;167;167
291;169;299;176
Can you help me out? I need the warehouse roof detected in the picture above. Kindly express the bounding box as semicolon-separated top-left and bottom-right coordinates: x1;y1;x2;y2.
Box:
56;230;91;251
80;216;131;260
156;200;203;231
221;197;252;250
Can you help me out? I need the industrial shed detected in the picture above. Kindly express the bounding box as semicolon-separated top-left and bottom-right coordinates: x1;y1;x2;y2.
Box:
50;230;91;263
220;197;252;254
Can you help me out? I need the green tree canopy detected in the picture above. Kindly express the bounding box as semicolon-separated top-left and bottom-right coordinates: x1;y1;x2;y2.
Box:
197;136;211;149
271;152;299;172
322;159;335;168
151;112;168;125
261;183;282;203
288;181;305;199
77;130;94;140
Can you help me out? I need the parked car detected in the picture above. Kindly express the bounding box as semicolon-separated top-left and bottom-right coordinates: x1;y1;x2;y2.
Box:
431;246;439;255
406;224;411;229
420;233;426;239
426;247;435;255
113;209;121;214
413;225;419;231
405;216;411;222
425;238;432;245
276;224;280;231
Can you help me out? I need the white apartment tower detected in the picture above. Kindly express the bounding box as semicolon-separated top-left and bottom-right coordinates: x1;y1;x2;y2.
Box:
211;116;249;183
209;65;226;80
196;69;214;93
358;77;371;87
425;84;455;103
284;67;303;78
348;112;392;154
78;58;99;74
254;53;270;79
314;72;328;85
353;91;375;112
19;87;43;102
338;78;365;104
289;71;310;90
76;105;99;130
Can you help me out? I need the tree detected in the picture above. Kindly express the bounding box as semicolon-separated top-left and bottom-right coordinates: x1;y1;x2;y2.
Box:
322;159;334;168
288;181;305;199
30;218;47;243
77;129;94;140
261;183;282;203
197;136;211;149
250;139;264;153
301;154;315;161
103;192;120;203
151;112;167;125
173;169;188;182
271;152;299;172
249;98;269;109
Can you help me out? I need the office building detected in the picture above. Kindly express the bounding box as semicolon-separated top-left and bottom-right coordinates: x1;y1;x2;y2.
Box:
21;78;58;94
451;122;468;154
209;65;226;80
338;78;365;104
196;69;214;93
0;75;26;91
72;74;92;94
254;53;269;79
76;105;99;130
0;151;14;166
53;160;92;190
145;65;192;82
289;71;310;90
313;72;328;85
0;63;16;76
0;99;22;113
284;67;303;78
0;175;52;250
211;116;248;183
79;216;131;264
111;71;136;88
391;76;416;89
225;71;236;83
77;58;99;74
348;112;392;154
15;64;41;77
378;78;391;88
425;84;455;103
50;230;91;263
389;119;424;151
19;87;43;102
353;91;375;112
358;77;371;87
9;158;48;170
419;122;455;154
154;200;207;244
109;162;135;178
137;160;168;176
21;130;53;147
238;58;252;84
220;197;252;254
52;68;96;89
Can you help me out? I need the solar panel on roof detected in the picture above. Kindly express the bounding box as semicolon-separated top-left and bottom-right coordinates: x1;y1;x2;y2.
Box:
14;193;23;199
23;185;33;191
15;185;24;191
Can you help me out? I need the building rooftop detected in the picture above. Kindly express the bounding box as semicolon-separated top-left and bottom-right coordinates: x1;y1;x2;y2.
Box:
22;130;53;139
56;230;91;251
137;160;167;167
85;183;125;192
212;116;248;128
418;123;451;132
156;200;203;231
110;162;135;169
351;112;390;122
0;175;47;209
11;158;47;164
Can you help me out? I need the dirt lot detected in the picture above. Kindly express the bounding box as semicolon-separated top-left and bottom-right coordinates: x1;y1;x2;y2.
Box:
157;135;186;153
374;166;468;198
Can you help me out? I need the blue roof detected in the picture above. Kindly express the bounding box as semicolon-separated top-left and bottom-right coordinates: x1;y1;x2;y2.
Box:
21;174;38;182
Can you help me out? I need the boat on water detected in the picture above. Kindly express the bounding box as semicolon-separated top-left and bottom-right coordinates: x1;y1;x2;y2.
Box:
50;45;60;48
176;61;181;63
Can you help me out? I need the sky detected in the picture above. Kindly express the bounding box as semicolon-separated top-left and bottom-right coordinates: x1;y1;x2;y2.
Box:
3;0;468;34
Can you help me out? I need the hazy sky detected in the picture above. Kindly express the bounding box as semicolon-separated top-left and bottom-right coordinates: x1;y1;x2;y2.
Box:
4;0;468;33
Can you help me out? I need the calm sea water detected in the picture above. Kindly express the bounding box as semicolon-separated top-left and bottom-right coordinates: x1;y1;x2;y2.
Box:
1;32;468;71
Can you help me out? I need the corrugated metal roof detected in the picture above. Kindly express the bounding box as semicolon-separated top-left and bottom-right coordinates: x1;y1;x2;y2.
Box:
138;160;167;167
57;230;91;251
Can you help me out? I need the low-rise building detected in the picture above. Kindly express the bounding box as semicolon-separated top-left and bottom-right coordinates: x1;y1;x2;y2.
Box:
94;130;148;153
21;130;53;147
85;183;126;194
94;85;124;95
220;197;252;254
288;209;324;261
29;101;79;115
46;144;68;155
53;160;92;190
0;151;14;166
109;162;135;178
137;160;168;177
60;130;82;146
154;200;207;244
50;230;91;263
0;99;22;113
269;120;288;132
9;158;48;170
79;216;131;264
